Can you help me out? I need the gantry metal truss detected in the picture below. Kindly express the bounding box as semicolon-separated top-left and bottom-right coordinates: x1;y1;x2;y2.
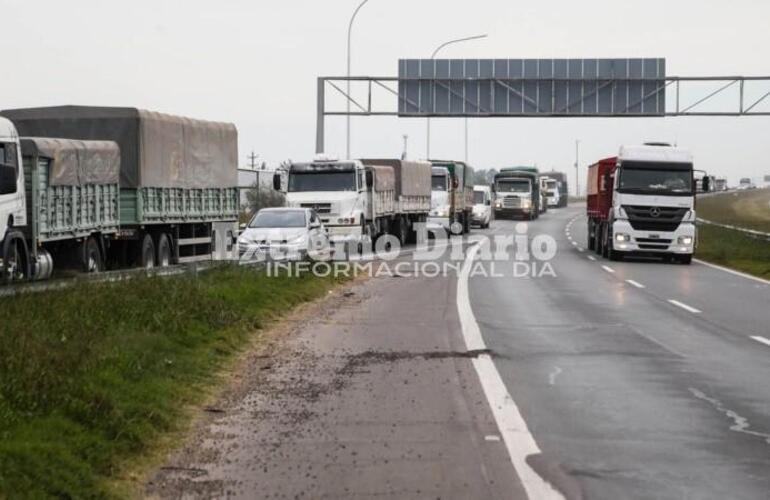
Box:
315;75;770;153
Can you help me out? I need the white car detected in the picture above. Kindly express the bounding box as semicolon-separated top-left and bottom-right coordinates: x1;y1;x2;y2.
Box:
238;208;329;261
471;185;492;228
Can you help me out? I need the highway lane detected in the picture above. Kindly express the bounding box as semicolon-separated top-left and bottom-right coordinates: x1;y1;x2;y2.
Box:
470;206;770;499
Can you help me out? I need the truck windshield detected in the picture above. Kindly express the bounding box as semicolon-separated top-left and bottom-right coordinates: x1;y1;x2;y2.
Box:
496;180;530;193
250;210;306;228
618;162;693;195
288;172;356;192
432;175;447;191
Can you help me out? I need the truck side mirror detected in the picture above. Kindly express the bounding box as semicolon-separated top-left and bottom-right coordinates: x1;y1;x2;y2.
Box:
366;171;373;189
702;176;711;192
273;173;281;191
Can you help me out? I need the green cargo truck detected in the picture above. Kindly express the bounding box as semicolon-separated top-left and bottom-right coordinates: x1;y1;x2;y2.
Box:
0;107;238;282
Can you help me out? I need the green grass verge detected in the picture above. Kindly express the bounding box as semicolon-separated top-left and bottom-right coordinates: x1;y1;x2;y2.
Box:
697;223;770;279
698;189;770;233
0;266;347;499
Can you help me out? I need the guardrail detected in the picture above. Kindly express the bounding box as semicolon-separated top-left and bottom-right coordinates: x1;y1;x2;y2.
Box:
697;218;770;241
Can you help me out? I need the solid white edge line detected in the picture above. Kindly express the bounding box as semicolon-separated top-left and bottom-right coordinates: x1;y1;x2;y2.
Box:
601;265;615;273
750;336;770;348
458;242;563;500
668;299;702;314
625;279;646;289
693;259;770;286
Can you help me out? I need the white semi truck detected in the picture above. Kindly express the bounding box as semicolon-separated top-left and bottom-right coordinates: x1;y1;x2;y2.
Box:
586;143;703;264
274;156;431;247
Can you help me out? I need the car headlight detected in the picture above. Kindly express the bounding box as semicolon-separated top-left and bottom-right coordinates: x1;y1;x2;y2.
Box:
677;236;693;245
615;233;631;242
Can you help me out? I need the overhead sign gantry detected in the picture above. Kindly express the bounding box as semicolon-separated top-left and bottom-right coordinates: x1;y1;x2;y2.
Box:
316;58;770;153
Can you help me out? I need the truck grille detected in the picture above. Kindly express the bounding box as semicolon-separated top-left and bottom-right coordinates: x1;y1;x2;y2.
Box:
622;205;688;232
502;196;521;208
300;203;332;214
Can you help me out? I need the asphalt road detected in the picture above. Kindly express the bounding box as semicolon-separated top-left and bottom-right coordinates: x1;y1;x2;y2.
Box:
149;205;770;499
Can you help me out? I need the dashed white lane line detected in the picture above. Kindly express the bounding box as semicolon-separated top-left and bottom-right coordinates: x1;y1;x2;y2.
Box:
751;336;770;348
668;299;702;314
625;279;646;289
601;265;615;274
577;247;584;252
588;255;597;261
458;242;564;500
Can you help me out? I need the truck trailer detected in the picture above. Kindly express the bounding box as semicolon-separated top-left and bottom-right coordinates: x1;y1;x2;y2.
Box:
0;106;239;283
275;156;431;247
586;144;700;264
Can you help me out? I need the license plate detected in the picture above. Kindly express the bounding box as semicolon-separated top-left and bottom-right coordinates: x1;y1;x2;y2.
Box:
648;234;660;239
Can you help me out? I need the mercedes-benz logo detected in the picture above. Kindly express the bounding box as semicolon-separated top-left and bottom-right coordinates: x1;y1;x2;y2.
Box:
649;207;662;218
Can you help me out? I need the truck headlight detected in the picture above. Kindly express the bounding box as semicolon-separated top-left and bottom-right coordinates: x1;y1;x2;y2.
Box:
521;200;531;209
495;201;502;208
677;236;693;245
615;233;631;242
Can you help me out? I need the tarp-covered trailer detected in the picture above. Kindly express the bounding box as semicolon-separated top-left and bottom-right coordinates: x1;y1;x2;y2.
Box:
19;138;121;278
2;106;239;267
360;159;432;243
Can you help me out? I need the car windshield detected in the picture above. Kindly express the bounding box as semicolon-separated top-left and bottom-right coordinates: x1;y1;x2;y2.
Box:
288;172;356;192
432;175;447;191
496;180;530;193
618;162;693;195
249;210;306;228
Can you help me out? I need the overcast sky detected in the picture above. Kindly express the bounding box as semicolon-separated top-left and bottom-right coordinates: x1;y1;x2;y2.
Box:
4;0;770;187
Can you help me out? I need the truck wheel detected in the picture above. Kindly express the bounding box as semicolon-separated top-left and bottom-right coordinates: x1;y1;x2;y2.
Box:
587;221;596;251
601;224;609;258
2;233;30;283
82;237;103;273
139;234;156;269
677;254;693;265
397;217;408;246
156;234;173;267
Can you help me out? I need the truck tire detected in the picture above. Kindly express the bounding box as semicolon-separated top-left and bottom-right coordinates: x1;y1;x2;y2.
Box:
82;237;103;273
676;254;693;265
601;224;609;258
139;234;156;269
2;232;30;284
156;234;173;267
587;220;596;251
397;217;408;246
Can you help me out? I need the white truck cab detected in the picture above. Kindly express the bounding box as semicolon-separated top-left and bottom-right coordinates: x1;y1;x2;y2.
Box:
609;144;697;263
543;178;560;207
278;155;369;243
0;117;26;240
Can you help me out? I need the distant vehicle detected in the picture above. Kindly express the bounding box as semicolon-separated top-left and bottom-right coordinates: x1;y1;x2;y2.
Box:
428;160;474;234
713;177;728;192
238;207;329;261
763;175;770;188
492;169;541;220
471;185;492;228
544;171;569;207
538;177;549;213
586;143;702;264
0;107;239;283
738;178;755;190
274;156;431;248
540;176;561;207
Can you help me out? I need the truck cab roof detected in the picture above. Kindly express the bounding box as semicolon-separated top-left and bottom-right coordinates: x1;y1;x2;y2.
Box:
0;117;17;140
619;144;693;164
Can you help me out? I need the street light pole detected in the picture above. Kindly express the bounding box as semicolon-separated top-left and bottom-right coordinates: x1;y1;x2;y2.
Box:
346;0;371;159
574;139;580;197
426;34;487;160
